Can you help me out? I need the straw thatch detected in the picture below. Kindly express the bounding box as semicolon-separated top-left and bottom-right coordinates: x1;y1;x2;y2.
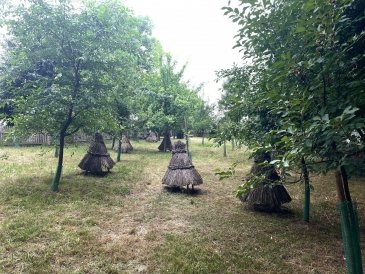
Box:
146;131;159;142
242;151;291;212
158;131;173;152
78;133;115;174
120;134;133;153
162;140;203;189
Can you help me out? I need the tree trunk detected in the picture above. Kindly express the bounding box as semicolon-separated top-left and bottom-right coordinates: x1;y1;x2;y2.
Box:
164;132;167;151
51;132;65;192
111;136;116;150
116;139;121;162
301;157;310;222
335;166;363;274
186;133;189;153
50;58;80;191
54;144;59;158
202;130;205;145
223;141;227;157
237;141;242;149
231;139;235;151
186;132;192;160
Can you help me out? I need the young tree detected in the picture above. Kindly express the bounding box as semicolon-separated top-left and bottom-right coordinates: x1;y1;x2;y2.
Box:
0;0;153;191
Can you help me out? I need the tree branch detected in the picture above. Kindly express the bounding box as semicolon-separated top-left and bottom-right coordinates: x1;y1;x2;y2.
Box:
65;125;82;136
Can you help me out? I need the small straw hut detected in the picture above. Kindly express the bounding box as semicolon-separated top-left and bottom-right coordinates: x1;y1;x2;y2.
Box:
120;134;133;153
78;133;115;174
162;140;203;190
241;151;291;212
158;131;173;152
146;131;159;142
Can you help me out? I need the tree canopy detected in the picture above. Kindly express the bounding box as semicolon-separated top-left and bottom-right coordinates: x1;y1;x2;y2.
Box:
0;0;214;189
219;0;365;271
0;0;154;190
220;0;365;178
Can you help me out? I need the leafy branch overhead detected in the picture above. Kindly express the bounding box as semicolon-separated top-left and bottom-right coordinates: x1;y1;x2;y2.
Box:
219;0;364;269
219;0;365;174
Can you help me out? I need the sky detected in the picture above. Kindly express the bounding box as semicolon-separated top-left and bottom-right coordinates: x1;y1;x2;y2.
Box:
123;0;242;103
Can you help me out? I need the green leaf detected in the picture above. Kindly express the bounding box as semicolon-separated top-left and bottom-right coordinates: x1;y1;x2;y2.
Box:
296;26;306;33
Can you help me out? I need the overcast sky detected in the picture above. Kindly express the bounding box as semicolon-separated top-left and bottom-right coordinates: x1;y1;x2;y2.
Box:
123;0;241;103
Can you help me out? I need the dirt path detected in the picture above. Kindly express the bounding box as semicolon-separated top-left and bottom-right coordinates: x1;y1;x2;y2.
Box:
95;143;247;273
96;147;190;272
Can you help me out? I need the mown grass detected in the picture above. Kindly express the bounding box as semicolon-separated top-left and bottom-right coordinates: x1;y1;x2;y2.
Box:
0;138;364;273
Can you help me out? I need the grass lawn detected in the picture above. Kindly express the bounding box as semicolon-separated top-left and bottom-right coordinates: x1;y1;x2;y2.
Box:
0;138;364;273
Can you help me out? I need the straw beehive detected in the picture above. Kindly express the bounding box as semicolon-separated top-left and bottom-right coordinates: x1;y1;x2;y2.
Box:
120;134;133;153
78;133;115;174
162;141;202;189
242;151;291;212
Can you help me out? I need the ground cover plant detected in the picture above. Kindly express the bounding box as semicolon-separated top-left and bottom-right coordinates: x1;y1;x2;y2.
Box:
0;138;364;273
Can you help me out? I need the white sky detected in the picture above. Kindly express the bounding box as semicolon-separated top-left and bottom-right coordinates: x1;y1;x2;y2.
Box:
123;0;241;103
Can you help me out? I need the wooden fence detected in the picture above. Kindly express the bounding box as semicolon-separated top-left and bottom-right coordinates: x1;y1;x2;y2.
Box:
0;126;111;146
0;127;52;146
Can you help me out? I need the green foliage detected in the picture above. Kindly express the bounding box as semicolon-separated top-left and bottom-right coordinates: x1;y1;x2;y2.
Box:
236;174;266;198
0;0;153;137
214;162;237;180
191;100;215;137
135;52;205;135
220;1;365;265
0;0;154;190
219;0;365;175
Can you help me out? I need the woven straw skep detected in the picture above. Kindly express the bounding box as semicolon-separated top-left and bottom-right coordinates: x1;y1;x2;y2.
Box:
242;151;291;212
120;135;133;153
242;184;292;211
162;141;203;187
158;132;173;152
79;133;115;173
146;131;159;142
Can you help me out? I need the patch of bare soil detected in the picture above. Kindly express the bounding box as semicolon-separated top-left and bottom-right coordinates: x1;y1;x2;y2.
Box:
95;152;201;273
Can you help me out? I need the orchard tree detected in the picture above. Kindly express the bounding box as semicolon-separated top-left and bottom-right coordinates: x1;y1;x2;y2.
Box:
0;0;153;191
191;100;215;145
221;0;365;272
139;52;202;151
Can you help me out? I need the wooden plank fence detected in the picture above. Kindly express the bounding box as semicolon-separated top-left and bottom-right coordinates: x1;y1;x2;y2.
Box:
0;126;111;146
0;129;52;146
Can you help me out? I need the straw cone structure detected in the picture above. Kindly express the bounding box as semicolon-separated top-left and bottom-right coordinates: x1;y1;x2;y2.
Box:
158;132;172;152
162;141;203;189
79;133;115;174
120;134;133;153
146;131;159;142
242;152;291;212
